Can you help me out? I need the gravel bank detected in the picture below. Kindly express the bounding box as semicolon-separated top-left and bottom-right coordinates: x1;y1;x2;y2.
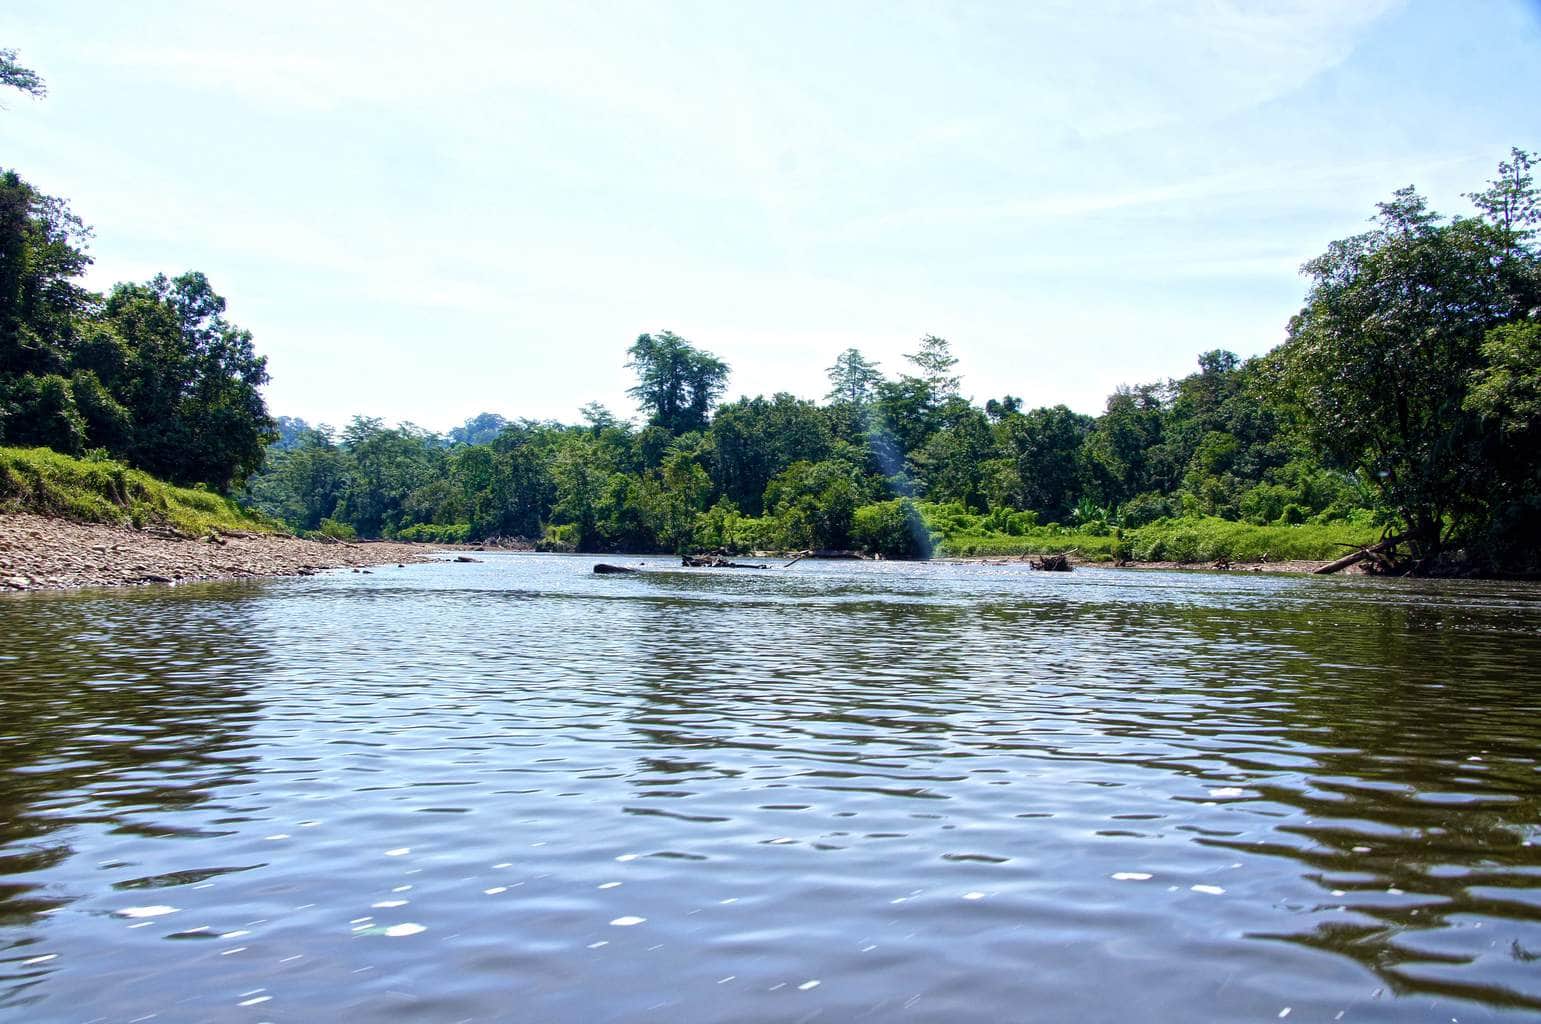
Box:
0;513;438;591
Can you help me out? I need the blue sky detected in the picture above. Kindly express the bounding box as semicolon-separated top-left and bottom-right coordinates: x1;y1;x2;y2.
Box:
4;1;1539;432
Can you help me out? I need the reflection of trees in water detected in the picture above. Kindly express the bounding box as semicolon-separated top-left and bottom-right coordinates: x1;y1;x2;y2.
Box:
1083;588;1541;1011
614;578;1541;1008
0;585;271;927
616;593;988;804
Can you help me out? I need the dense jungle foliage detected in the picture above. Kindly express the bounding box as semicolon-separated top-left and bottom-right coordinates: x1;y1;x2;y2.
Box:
2;121;1537;569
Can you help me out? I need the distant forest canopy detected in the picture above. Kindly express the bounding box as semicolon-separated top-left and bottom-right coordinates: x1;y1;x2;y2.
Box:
2;140;1538;571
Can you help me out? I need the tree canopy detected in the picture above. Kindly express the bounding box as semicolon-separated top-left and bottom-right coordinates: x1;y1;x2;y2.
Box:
1271;156;1541;567
626;331;730;434
0;168;274;491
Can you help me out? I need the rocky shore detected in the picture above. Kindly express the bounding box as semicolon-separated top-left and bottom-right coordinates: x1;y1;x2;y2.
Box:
0;513;437;591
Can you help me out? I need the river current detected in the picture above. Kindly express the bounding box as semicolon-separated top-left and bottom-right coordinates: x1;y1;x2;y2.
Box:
1;554;1539;1022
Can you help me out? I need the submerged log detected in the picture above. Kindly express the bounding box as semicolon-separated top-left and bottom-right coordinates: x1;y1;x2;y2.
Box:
681;555;768;569
1032;552;1074;572
593;563;639;574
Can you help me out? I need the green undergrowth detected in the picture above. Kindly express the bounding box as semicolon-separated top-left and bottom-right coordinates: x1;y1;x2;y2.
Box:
0;446;277;537
935;514;1379;563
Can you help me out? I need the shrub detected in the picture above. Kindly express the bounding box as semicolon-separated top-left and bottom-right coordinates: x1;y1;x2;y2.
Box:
395;522;472;544
313;517;358;541
854;499;934;559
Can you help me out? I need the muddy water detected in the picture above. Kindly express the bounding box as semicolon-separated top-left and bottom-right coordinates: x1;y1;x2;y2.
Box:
1;555;1539;1022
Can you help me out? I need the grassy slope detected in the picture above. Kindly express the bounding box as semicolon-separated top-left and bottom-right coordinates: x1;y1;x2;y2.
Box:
0;446;276;537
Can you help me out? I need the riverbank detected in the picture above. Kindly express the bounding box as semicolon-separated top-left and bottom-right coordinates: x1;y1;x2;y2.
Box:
940;552;1355;575
0;512;435;591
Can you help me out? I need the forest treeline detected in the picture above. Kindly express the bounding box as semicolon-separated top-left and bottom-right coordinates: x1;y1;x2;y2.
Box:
3;136;1538;571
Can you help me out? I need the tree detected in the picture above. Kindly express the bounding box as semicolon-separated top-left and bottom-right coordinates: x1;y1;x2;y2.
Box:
997;404;1092;521
706;393;833;514
1465;147;1538;246
825;348;884;405
918;404;994;510
104;272;274;490
579;401;619;433
626;330;729;434
0;48;46;101
0;169;93;377
905;334;960;399
1080;385;1167;509
1270;167;1540;564
449;412;509;446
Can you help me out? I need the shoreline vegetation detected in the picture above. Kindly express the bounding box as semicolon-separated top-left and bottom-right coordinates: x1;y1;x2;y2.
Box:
0;446;1380;592
3;136;1539;578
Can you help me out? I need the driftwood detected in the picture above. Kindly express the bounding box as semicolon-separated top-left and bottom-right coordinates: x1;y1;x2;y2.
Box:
1312;535;1405;575
1032;551;1074;572
593;563;639;574
781;549;863;567
681;555;768;569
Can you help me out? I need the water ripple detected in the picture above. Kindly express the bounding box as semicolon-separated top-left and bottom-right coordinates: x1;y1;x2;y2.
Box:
1;556;1539;1021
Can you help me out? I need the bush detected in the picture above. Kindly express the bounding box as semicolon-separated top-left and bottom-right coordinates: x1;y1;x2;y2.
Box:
313;517;358;541
395;522;471;544
854;499;934;559
1120;491;1178;527
537;523;578;552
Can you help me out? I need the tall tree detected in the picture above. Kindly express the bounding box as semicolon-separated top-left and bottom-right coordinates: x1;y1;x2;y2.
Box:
103;272;274;490
0;169;93;376
906;334;960;399
625;330;729;435
1270;170;1540;562
825;348;884;405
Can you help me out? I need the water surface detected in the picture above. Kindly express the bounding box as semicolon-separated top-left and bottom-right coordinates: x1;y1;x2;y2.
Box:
2;555;1539;1021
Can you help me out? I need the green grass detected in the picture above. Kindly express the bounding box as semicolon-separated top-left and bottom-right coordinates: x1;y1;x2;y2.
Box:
0;446;278;537
1122;517;1379;563
937;531;1123;559
933;515;1380;564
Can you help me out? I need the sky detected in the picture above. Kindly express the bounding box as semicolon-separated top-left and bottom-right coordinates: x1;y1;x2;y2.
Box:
3;0;1540;433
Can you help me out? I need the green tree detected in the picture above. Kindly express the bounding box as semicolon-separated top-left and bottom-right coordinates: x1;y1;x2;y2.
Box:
626;330;729;434
0;169;93;377
996;404;1091;521
825;348;884;405
706;393;833;514
104;272;274;490
1080;385;1167;510
1465;147;1537;247
906;334;960;399
1270;172;1540;563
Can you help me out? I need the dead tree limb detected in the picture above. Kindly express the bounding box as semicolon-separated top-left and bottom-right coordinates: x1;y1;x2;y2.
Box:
1312;534;1405;575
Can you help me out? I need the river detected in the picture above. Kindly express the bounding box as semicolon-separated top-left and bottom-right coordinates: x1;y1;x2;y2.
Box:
1;554;1539;1022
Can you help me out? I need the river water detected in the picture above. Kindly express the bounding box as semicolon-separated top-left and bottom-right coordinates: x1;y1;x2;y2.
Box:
1;554;1539;1022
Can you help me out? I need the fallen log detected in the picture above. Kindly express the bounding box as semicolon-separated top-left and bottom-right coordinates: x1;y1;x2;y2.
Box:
681;555;768;569
1312;535;1404;575
593;563;638;574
